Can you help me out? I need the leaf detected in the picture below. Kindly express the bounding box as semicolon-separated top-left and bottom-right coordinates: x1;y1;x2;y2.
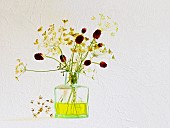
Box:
92;76;95;80
114;22;118;26
112;55;115;60
116;27;118;32
85;37;89;41
49;24;54;27
62;19;68;24
70;27;74;31
82;71;86;75
99;13;105;20
39;95;43;99
17;59;20;62
15;70;19;74
50;114;53;118
34;39;39;45
91;16;96;20
37;26;43;32
42;31;46;36
15;76;19;81
108;49;113;54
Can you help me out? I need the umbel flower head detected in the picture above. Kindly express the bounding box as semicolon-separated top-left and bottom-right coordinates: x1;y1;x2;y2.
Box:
34;53;44;60
93;29;101;39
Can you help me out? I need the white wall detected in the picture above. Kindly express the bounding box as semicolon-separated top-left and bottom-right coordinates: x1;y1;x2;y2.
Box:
0;0;170;128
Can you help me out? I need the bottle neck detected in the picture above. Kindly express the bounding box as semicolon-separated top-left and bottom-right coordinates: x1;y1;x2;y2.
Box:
64;72;79;85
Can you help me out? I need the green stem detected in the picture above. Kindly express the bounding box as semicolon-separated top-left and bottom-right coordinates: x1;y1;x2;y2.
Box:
66;89;73;114
75;53;82;71
58;46;63;55
91;62;100;65
76;39;95;72
83;40;95;60
58;24;65;55
26;69;59;72
70;44;77;72
45;55;64;65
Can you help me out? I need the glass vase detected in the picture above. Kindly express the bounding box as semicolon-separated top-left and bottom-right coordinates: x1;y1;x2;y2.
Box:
54;72;89;118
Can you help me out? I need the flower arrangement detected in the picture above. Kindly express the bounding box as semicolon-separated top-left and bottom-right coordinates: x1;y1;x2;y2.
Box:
15;14;118;81
15;14;118;118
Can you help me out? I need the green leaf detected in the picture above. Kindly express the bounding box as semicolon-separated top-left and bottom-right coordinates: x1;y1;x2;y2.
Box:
112;55;115;60
92;76;95;80
17;59;21;62
116;27;118;32
15;76;19;81
108;49;113;54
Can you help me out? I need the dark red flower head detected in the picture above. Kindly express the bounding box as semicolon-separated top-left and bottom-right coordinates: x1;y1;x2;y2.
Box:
34;53;44;60
100;61;107;68
60;55;66;62
93;29;101;39
75;35;84;44
81;28;87;34
98;43;103;47
84;60;91;66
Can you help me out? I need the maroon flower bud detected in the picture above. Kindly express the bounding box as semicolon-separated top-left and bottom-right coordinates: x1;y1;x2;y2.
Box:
81;28;87;34
98;43;103;47
100;61;107;68
84;60;91;66
93;29;101;39
75;35;84;44
60;55;66;62
34;53;44;60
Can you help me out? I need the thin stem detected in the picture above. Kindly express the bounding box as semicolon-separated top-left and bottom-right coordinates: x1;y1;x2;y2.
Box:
58;23;66;55
70;44;77;72
58;46;63;55
72;88;77;114
45;55;70;71
75;53;82;72
91;62;100;65
45;55;64;66
76;39;94;72
83;40;95;61
66;90;73;114
26;69;59;72
67;90;72;104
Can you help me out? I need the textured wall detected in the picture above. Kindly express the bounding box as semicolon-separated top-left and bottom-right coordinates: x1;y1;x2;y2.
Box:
0;0;170;128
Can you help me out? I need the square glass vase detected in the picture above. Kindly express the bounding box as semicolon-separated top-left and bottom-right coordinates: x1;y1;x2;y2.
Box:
54;72;89;118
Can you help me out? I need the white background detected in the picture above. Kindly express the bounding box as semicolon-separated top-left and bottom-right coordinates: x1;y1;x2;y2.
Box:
0;0;170;128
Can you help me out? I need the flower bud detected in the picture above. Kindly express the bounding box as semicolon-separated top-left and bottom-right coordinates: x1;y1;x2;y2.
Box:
98;43;103;47
84;60;91;66
100;61;107;68
75;35;84;44
34;53;44;60
93;29;101;39
60;55;66;62
81;28;87;34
